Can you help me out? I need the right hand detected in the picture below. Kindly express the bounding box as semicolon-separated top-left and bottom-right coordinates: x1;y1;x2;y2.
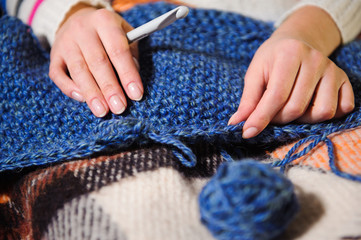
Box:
49;5;143;117
228;34;354;139
228;5;355;139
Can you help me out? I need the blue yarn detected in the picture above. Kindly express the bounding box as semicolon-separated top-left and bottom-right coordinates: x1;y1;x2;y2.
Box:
0;0;5;14
1;3;361;183
199;160;299;240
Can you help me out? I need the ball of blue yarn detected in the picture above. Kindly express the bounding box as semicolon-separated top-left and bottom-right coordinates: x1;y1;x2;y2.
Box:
199;159;299;240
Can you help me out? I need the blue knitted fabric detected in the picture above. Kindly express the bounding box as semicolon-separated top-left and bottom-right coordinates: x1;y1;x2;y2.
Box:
0;1;5;14
1;3;361;179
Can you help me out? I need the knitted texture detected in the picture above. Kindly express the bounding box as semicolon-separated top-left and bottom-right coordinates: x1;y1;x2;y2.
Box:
199;160;298;240
1;3;361;177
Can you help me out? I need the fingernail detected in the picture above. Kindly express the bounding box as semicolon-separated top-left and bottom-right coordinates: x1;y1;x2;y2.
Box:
133;57;140;71
71;91;85;102
91;98;107;117
109;95;125;114
242;127;259;139
128;82;143;101
228;114;236;125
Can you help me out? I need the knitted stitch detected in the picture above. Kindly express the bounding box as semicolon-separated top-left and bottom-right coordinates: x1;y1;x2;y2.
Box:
1;3;361;181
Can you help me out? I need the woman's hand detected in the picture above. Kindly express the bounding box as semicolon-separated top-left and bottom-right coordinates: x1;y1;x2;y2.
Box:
228;6;355;138
49;4;143;117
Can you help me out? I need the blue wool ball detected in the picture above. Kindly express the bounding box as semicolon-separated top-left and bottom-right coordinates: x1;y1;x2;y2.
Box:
199;159;299;240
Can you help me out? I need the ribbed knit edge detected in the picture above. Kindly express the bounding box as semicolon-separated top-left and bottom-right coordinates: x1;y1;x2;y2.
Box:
275;0;361;44
30;0;114;45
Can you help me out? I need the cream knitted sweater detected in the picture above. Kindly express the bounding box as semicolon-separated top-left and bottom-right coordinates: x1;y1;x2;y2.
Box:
4;0;361;45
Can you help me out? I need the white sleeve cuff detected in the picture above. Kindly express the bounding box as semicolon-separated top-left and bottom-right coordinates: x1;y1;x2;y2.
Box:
275;0;361;44
29;0;113;46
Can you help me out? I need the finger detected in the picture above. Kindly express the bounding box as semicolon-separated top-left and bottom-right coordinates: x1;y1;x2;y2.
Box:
297;64;340;123
96;16;143;101
335;75;354;118
242;54;300;138
120;18;139;59
336;80;355;117
77;28;127;115
49;55;85;102
272;52;325;123
64;45;109;117
228;57;266;125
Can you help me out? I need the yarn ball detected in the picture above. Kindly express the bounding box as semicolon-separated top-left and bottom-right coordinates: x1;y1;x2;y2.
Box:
199;160;299;240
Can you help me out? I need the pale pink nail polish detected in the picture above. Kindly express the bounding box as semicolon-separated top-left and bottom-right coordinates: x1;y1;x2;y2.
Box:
71;91;84;102
228;114;236;125
109;95;125;114
242;127;259;139
128;82;143;101
91;98;107;117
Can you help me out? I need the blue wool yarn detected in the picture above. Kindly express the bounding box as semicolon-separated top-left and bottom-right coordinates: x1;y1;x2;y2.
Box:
199;160;299;240
1;2;361;182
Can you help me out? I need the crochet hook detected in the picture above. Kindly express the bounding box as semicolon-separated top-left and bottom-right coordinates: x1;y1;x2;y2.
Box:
126;6;189;43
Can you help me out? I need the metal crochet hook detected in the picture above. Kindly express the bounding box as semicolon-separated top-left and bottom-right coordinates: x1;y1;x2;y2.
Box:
126;6;189;43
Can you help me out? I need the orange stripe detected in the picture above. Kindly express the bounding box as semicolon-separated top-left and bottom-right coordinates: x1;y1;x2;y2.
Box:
112;0;188;12
336;131;361;174
270;126;361;175
0;194;10;204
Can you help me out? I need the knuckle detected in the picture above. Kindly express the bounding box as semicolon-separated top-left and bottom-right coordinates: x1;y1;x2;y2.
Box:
335;67;349;84
256;114;271;127
69;17;85;30
283;39;306;55
316;106;336;121
340;70;349;81
48;65;59;80
100;83;116;95
285;103;304;119
340;91;355;113
119;69;137;81
62;46;74;58
343;101;355;113
83;89;98;100
69;59;88;76
310;50;325;66
326;61;339;76
108;43;130;59
323;63;337;81
94;8;113;22
88;52;109;69
268;90;288;104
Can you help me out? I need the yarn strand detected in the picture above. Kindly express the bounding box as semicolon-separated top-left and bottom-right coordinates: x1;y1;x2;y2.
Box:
148;132;197;167
326;137;361;182
272;122;361;182
1;3;361;183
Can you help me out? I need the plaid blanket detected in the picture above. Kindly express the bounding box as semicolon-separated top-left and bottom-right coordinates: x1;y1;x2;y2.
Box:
1;146;361;239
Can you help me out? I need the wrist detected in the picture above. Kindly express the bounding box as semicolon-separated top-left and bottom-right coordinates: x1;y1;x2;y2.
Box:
59;3;97;29
274;6;341;56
